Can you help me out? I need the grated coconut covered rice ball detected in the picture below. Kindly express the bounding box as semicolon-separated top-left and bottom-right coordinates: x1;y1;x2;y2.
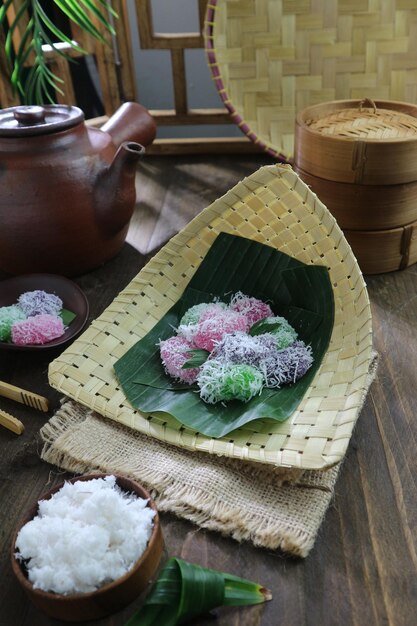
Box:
14;475;155;595
229;291;274;326
0;305;26;341
11;314;65;345
18;290;63;317
260;340;314;387
159;294;313;404
211;331;276;367
159;335;200;383
193;309;249;352
255;316;298;350
177;302;227;342
179;302;226;327
197;358;264;404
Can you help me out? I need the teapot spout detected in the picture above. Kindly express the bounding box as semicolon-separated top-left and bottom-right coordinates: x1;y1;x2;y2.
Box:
95;141;144;235
101;102;156;148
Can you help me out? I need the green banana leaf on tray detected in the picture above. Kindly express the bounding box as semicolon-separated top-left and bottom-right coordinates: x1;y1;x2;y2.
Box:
114;233;334;438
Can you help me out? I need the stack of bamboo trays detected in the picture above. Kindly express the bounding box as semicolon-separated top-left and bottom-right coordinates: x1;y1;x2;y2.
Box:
294;99;417;274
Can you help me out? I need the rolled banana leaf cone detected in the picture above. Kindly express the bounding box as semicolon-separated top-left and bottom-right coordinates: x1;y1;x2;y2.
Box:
125;557;272;626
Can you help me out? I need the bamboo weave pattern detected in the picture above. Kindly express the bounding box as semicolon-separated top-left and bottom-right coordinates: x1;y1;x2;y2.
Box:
308;107;417;139
48;165;373;472
204;0;417;159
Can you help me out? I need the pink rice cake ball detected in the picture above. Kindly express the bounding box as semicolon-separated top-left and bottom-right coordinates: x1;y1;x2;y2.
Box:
229;292;274;326
11;314;65;345
193;309;249;352
177;303;227;343
159;335;200;384
179;302;226;327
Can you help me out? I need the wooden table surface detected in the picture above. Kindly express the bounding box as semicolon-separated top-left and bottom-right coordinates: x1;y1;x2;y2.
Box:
1;155;416;626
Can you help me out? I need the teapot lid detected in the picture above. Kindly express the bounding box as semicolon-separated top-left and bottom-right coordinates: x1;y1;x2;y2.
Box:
0;104;84;137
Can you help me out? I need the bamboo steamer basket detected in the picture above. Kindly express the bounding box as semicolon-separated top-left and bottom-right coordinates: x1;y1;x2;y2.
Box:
295;99;417;185
294;98;417;273
295;166;417;231
343;223;417;274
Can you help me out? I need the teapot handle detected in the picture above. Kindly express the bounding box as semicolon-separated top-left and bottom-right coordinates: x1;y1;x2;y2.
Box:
101;102;156;149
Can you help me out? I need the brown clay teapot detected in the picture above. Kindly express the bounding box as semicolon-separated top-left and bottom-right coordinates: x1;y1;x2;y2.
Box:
0;102;156;276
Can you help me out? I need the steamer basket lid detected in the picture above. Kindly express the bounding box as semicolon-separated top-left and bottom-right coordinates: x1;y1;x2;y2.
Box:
306;99;417;140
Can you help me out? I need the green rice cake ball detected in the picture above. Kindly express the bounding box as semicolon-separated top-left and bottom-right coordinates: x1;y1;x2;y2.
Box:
197;358;264;404
255;316;297;350
0;305;26;341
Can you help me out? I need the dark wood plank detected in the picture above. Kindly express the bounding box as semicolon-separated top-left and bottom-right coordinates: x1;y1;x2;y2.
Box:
128;154;275;254
0;245;152;626
1;155;417;625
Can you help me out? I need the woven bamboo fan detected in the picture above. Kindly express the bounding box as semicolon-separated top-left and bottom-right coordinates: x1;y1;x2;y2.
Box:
48;165;373;472
204;0;417;160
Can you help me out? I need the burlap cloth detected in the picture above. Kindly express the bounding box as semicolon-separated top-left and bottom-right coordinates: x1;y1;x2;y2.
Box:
40;356;376;558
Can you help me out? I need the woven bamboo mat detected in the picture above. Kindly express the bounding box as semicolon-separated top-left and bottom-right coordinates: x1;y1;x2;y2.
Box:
204;0;417;160
48;164;373;474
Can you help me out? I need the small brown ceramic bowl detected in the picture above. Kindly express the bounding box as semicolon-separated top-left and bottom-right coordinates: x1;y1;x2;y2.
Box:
11;473;164;622
0;273;89;350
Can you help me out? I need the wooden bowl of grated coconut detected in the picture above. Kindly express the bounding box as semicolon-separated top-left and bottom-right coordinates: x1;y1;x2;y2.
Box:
10;473;164;621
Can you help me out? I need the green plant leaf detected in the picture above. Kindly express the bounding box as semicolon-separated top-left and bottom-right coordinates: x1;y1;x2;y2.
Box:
181;349;210;369
124;557;271;626
60;308;76;325
0;0;15;24
5;0;30;58
77;0;117;32
114;233;334;438
2;0;116;103
36;3;85;54
249;317;285;336
52;0;111;42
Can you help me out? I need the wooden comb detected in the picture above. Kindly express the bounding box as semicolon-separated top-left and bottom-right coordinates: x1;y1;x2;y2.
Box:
0;408;24;434
0;381;49;412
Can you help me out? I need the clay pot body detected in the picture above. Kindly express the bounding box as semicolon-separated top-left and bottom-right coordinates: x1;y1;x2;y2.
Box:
0;102;156;276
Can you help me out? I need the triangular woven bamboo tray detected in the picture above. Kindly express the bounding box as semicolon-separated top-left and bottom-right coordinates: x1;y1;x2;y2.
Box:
204;0;417;160
48;165;373;471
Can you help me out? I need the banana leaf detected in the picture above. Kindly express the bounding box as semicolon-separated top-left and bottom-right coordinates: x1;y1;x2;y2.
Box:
114;233;334;438
124;557;271;626
60;308;76;326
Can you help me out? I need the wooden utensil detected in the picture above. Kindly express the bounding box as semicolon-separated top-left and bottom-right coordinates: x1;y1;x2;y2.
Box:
0;408;24;435
0;381;48;412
